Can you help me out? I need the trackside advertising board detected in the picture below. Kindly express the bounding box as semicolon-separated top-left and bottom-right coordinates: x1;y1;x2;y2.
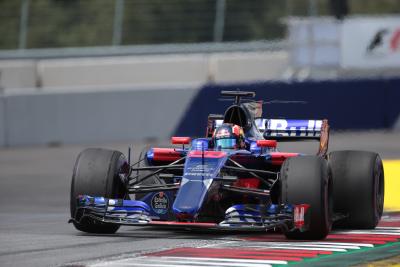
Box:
341;17;400;68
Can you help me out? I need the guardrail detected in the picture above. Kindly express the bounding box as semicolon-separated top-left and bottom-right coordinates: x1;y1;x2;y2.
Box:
0;41;286;60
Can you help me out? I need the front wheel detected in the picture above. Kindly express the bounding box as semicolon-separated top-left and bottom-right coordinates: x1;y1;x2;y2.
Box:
70;148;127;234
281;156;332;240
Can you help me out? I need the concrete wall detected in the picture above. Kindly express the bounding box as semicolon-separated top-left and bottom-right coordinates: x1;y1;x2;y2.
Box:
211;52;288;82
2;87;199;146
0;60;37;89
0;96;5;147
0;51;289;91
37;55;210;89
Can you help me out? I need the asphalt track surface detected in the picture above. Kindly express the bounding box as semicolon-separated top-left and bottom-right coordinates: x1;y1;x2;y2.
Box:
0;131;399;267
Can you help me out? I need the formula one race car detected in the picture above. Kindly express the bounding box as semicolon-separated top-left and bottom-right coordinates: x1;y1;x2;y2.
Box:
69;91;384;240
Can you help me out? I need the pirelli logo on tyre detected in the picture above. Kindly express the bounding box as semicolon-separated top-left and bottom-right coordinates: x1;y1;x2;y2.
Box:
151;192;169;214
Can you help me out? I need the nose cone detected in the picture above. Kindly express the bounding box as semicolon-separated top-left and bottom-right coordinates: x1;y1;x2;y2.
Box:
173;150;228;220
173;206;198;216
174;211;195;221
172;180;207;218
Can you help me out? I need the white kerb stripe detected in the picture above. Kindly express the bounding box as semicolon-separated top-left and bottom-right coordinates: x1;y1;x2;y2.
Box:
224;243;360;250
198;240;236;248
99;263;207;267
266;246;347;252
308;242;374;248
334;231;400;236
224;242;349;252
141;257;273;267
375;227;400;231
266;244;361;250
228;241;363;250
92;256;286;267
160;256;288;265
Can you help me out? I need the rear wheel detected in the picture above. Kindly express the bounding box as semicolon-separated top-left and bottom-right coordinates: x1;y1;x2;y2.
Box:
281;156;332;240
70;148;127;234
329;151;384;229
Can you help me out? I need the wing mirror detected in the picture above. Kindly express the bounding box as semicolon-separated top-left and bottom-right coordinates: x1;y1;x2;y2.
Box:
256;140;277;148
171;137;191;145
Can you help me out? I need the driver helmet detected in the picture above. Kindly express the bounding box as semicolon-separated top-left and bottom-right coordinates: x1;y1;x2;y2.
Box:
213;123;245;149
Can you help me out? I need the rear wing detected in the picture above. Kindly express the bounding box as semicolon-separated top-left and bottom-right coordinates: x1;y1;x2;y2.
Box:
206;116;329;156
257;119;322;140
257;118;330;156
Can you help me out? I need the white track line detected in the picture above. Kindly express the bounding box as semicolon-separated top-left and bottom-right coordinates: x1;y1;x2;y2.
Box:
97;263;203;267
224;241;366;249
198;240;236;248
334;231;400;236
159;256;286;265
92;256;285;267
102;263;270;267
92;259;198;267
222;243;357;251
272;244;361;249
376;227;400;230
140;257;273;267
307;242;374;248
257;246;347;252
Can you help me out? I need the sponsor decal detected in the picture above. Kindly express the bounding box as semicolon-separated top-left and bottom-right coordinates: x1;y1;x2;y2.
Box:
151;192;169;214
266;119;322;137
341;17;400;68
294;204;310;231
367;27;400;55
185;162;217;177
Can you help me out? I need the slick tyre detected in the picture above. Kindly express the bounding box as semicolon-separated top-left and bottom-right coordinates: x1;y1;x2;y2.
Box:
329;151;384;229
281;156;332;240
70;148;127;234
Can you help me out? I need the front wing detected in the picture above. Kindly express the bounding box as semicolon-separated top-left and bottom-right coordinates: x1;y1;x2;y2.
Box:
69;195;311;233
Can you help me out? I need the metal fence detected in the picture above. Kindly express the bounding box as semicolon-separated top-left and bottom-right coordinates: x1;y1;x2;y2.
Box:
0;0;399;50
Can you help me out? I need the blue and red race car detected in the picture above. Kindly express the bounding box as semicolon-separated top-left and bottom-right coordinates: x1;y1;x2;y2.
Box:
69;91;384;240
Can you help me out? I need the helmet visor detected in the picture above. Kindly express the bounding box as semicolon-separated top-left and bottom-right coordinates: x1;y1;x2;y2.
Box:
215;138;236;149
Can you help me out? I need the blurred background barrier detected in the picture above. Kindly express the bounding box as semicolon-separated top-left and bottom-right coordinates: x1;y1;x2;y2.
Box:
0;0;399;146
0;77;400;147
0;51;289;89
0;96;5;146
175;78;400;136
0;87;199;147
